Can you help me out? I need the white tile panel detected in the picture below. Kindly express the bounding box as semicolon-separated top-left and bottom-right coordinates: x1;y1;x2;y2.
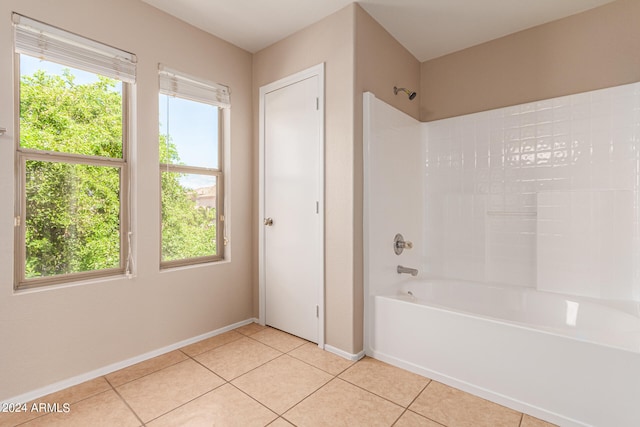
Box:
424;81;640;301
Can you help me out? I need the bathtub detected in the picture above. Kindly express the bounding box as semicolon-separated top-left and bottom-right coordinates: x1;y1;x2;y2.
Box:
366;279;640;427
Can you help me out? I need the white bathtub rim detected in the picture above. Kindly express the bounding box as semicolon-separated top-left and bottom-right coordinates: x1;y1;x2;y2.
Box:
375;294;640;355
366;347;589;427
396;277;640;318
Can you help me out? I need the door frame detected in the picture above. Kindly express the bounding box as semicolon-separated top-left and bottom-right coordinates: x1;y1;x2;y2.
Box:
258;63;325;348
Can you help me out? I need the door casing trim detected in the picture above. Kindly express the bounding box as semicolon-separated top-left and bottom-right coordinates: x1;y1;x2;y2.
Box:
258;63;325;348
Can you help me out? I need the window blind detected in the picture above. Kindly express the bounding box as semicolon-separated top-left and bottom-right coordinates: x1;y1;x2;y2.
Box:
13;13;137;83
159;65;230;109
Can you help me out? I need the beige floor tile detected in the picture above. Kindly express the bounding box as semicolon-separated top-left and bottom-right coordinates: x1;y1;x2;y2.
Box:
180;330;243;357
250;327;307;353
147;383;277;427
394;410;443;427
232;355;332;414
0;377;113;427
39;377;112;406
20;389;140;427
339;357;429;407
283;378;404;427
0;403;48;427
235;322;267;336
521;414;558;427
116;359;224;422
268;418;296;427
410;381;522;427
194;336;281;381
105;350;188;387
0;409;38;427
289;342;354;375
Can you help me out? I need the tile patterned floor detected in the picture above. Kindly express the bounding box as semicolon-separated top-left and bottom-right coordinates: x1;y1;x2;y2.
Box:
0;323;557;427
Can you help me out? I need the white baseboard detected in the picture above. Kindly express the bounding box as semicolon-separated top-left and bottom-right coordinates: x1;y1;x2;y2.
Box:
2;318;258;405
324;344;365;361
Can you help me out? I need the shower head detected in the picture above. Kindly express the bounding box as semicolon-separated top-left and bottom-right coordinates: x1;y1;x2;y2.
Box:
394;86;417;100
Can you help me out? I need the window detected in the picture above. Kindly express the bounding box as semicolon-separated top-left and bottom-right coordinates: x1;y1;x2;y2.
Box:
13;14;136;289
158;66;229;267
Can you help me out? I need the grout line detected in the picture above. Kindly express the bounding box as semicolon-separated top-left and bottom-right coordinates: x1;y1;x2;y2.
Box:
335;374;414;411
266;416;297;426
179;331;245;358
331;360;357;377
229;364;330;419
225;382;279;420
285;350;354;377
12;409;49;426
282;341;356;376
106;377;146;427
196;328;343;421
108;351;229;425
140;386;224;426
276;374;334;418
233;323;268;337
235;337;347;417
105;351;190;388
390;408;409;426
278;376;340;422
13;389;118;427
396;380;447;427
139;351;236;423
406;380;431;408
391;407;447;427
11;381;114;427
245;327;309;354
187;339;286;383
228;352;286;382
186;352;226;376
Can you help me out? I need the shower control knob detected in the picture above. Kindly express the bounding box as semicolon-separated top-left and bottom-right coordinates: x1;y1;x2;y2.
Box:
264;217;274;226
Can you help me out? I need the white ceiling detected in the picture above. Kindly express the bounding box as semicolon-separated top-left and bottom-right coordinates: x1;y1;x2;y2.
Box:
141;0;616;62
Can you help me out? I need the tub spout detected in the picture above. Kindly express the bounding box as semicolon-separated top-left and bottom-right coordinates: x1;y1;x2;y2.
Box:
397;265;418;276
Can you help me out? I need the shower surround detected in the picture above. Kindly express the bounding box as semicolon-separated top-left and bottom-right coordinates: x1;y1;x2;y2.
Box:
363;84;640;426
425;83;640;297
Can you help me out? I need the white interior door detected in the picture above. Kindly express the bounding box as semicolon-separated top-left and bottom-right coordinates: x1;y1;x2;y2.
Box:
260;65;324;344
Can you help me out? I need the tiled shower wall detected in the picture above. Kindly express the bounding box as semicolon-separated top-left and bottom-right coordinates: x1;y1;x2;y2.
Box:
424;82;640;301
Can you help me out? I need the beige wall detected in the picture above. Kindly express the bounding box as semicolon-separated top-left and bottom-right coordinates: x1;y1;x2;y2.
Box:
356;8;420;121
253;4;357;353
421;0;640;121
0;0;253;400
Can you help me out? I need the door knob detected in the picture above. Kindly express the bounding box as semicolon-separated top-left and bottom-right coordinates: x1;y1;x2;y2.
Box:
264;217;273;226
394;233;413;255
